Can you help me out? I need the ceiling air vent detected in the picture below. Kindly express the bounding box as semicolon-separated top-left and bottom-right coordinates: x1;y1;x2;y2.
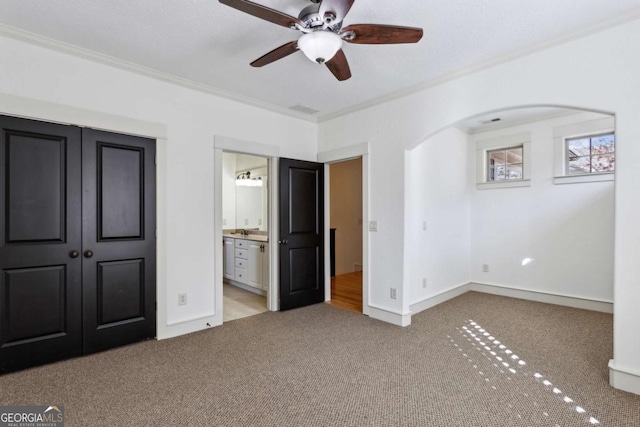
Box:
480;117;502;124
288;104;320;115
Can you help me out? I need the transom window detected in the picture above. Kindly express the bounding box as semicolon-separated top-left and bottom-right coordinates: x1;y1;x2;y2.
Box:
566;133;615;175
487;146;523;181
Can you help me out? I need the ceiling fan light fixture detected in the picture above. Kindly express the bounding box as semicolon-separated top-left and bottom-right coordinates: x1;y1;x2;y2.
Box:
298;31;342;64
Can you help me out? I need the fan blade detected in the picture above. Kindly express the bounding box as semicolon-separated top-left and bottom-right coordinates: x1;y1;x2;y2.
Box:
325;49;351;81
250;41;299;67
342;24;423;44
219;0;303;29
319;0;356;24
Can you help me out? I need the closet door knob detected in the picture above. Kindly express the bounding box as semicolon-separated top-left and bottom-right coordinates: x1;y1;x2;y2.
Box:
84;250;94;258
69;250;79;258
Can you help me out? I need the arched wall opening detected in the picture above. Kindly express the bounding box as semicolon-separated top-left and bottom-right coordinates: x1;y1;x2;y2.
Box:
405;105;615;313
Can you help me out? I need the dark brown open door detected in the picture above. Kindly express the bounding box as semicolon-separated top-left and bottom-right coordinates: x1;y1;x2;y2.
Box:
0;116;83;372
81;129;156;354
279;158;324;310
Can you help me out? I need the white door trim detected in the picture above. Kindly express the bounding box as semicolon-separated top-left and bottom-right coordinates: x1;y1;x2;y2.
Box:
213;136;280;314
318;142;370;316
0;92;173;339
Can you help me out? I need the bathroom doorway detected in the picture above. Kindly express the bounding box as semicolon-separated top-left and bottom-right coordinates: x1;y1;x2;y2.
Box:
221;152;270;322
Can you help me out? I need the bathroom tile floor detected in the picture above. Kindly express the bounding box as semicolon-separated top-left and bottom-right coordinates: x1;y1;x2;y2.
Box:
223;283;268;322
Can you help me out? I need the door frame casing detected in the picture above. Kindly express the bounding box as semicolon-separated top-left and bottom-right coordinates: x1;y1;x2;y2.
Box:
213;136;280;314
318;142;370;316
0;93;169;337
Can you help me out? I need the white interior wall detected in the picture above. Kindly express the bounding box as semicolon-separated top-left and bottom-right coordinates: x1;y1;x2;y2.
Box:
319;19;640;394
469;112;614;302
405;127;471;305
0;35;317;339
235;154;268;172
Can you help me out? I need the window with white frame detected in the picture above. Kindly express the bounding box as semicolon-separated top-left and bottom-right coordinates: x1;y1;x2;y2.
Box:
552;116;615;185
487;146;524;181
566;133;615;175
476;133;531;189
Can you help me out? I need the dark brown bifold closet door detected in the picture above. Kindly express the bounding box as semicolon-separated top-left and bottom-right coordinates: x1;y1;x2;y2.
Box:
0;116;83;372
81;128;156;355
0;116;156;373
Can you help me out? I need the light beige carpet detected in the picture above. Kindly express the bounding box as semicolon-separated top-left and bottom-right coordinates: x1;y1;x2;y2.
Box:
1;292;639;426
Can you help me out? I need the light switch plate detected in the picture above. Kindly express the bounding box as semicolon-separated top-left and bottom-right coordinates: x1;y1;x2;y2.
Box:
369;221;378;232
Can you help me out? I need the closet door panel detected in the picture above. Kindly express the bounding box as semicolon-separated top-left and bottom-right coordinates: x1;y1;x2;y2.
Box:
0;115;82;373
99;145;143;240
6;133;65;243
82;128;156;354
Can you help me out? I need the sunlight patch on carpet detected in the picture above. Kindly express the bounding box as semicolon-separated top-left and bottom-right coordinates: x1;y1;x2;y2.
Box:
447;319;600;425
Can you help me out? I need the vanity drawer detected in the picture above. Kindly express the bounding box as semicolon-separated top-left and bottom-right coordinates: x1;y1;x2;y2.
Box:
235;248;247;259
235;258;247;269
235;267;248;283
235;239;249;249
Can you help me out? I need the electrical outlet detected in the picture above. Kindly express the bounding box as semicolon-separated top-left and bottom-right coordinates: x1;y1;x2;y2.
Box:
258;218;262;225
423;220;427;231
223;218;227;226
482;264;490;273
178;293;187;306
422;278;427;288
244;219;249;225
369;221;378;232
390;287;397;299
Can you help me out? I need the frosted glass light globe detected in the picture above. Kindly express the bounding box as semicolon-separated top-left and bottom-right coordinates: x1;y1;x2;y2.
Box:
298;31;343;64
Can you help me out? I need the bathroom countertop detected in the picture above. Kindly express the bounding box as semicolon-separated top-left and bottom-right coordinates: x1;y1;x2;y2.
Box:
223;233;268;243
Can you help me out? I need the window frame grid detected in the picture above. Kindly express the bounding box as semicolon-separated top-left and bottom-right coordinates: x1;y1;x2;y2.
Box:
565;132;615;176
486;144;524;182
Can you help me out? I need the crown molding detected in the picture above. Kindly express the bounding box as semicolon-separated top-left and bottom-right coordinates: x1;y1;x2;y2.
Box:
0;24;318;124
2;7;640;126
317;10;640;123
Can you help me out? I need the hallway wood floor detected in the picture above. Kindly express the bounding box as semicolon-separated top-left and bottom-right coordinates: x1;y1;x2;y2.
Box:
328;271;363;314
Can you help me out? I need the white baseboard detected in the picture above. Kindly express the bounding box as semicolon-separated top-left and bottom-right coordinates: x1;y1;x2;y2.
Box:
609;360;640;395
160;313;220;339
408;281;613;319
368;304;411;327
469;282;613;313
410;283;471;314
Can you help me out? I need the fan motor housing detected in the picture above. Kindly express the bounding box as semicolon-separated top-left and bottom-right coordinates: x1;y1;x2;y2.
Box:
298;4;342;32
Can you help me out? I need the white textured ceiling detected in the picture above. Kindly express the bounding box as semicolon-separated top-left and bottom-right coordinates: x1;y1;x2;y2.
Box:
1;0;639;120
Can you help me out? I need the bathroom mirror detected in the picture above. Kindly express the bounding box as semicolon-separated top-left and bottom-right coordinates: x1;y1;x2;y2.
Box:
222;152;268;232
235;168;268;231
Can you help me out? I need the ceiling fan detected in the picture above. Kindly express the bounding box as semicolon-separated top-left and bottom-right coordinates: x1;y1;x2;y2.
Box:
219;0;424;81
